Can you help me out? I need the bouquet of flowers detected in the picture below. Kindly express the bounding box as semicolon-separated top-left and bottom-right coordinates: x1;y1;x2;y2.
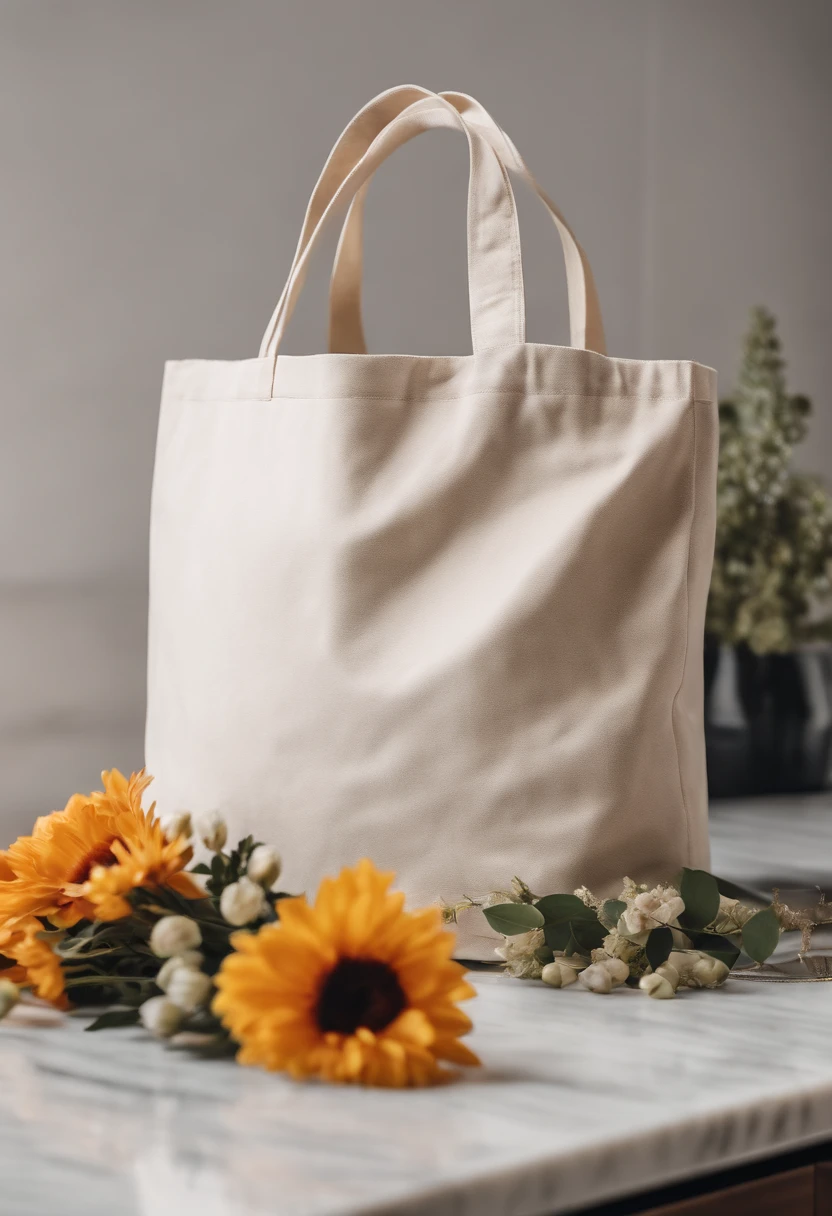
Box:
448;869;784;998
0;770;479;1088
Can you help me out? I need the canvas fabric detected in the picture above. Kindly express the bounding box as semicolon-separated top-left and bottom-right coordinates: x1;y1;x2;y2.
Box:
146;86;717;958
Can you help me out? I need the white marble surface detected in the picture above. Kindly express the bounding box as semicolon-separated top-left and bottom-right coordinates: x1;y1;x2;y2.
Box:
3;972;832;1216
710;793;832;892
2;798;832;1216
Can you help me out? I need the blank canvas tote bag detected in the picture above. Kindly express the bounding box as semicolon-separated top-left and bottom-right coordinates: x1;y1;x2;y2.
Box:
146;86;718;956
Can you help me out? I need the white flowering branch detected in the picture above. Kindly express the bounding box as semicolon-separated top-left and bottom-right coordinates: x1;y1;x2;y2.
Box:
452;868;787;999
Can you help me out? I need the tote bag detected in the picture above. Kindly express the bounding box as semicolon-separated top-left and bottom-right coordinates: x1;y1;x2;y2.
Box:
146;86;718;957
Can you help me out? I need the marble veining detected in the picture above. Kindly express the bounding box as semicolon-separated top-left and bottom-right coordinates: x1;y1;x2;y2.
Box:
3;975;832;1216
2;799;832;1216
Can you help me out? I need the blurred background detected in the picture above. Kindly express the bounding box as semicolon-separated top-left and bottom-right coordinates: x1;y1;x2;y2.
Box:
2;0;830;841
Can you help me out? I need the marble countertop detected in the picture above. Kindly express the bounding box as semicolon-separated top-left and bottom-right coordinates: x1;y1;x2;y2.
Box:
2;795;831;1216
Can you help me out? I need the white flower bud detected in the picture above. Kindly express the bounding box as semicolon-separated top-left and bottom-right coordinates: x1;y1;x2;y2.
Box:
668;951;696;984
579;963;613;993
598;957;630;987
166;967;213;1014
0;979;20;1020
639;973;675;999
220;876;267;926
246;844;282;889
196;811;227;852
656;961;680;991
541;961;579;988
162;810;192;841
692;956;730;989
156;951;204;992
140;995;185;1038
149;915;202;959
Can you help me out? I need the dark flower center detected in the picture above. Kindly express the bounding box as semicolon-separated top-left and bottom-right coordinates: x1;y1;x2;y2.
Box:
68;838;120;884
315;957;407;1035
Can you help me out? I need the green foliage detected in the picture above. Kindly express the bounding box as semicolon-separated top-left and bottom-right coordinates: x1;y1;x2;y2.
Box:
645;926;673;970
682;930;741;969
194;834;263;899
536;894;605;954
85;1008;141;1032
600;900;627;929
741;906;781;964
482;902;544;935
678;869;721;930
707;307;832;653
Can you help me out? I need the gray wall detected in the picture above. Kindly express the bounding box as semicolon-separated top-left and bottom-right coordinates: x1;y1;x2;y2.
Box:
2;0;830;841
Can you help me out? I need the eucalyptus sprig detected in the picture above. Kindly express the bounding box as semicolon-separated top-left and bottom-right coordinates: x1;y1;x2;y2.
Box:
466;868;785;998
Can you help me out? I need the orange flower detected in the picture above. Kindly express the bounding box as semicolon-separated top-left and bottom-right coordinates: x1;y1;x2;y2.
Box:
0;769;201;931
213;860;479;1087
0;918;67;1008
84;818;201;921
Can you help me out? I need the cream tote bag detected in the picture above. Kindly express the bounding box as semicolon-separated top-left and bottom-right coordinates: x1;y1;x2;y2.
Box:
146;86;718;956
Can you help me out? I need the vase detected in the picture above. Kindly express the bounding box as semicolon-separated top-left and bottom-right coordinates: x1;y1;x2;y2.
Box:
704;640;832;798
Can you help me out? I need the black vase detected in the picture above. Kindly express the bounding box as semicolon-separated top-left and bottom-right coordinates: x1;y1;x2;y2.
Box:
704;640;832;798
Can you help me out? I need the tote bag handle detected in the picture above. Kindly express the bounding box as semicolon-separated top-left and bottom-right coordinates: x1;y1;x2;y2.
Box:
259;89;526;357
328;90;606;356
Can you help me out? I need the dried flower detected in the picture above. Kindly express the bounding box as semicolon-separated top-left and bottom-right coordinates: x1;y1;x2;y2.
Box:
220;877;267;927
246;845;282;889
712;895;756;936
541;961;577;988
573;886;601;909
196;811;227;853
166;967;213;1013
655;961;680;991
149;915;202;959
591;954;629;987
494;929;546;979
541;954;586;988
621;885;684;934
601;930;642;965
140;995;185;1038
579;963;613;994
640;973;675;999
691;955;730;989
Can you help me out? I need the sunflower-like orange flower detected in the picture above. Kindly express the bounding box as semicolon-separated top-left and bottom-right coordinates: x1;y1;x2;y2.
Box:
0;769;201;931
0;918;68;1008
213;859;480;1087
83;816;201;921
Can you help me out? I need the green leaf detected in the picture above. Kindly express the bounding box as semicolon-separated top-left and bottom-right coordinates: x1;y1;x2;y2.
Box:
713;875;766;905
543;921;572;952
535;894;597;924
570;919;607;952
682;930;741;969
600;900;626;928
534;946;555;965
190;862;212;875
483;902;544;936
645;926;673;970
679;869;721;930
84;1009;141;1032
741;907;781;964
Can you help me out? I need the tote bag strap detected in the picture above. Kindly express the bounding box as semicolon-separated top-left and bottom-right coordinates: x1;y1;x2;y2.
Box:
328;90;606;356
259;89;526;357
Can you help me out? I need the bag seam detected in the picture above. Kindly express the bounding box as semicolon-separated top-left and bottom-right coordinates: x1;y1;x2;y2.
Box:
165;392;717;406
670;394;698;866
